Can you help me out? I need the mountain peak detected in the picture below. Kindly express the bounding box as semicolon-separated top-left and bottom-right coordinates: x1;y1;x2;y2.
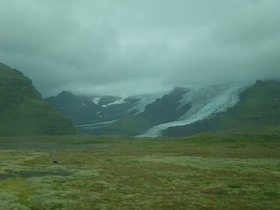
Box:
59;90;74;96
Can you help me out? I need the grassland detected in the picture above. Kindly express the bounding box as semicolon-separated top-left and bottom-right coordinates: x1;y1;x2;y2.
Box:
0;133;280;209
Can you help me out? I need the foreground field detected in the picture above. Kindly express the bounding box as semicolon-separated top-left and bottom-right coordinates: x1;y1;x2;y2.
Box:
0;133;280;209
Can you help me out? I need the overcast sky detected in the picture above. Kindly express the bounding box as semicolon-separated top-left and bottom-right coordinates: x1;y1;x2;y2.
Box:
1;0;280;97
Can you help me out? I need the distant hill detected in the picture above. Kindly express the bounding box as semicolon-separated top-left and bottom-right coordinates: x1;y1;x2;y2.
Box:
45;91;133;125
0;63;77;136
48;81;279;137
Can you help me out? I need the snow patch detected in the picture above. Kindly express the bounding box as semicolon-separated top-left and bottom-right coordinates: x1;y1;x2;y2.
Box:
92;97;101;105
102;98;125;108
81;103;87;107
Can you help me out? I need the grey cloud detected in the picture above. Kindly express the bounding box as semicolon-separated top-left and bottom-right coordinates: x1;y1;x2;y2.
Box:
0;0;280;97
162;0;280;86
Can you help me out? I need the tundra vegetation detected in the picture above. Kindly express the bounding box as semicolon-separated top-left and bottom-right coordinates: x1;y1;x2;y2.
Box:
0;131;280;209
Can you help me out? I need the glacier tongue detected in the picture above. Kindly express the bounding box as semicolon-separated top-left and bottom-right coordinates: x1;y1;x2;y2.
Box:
138;82;252;138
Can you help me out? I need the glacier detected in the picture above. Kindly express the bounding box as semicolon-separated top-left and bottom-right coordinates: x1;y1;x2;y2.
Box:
138;82;253;138
126;92;167;114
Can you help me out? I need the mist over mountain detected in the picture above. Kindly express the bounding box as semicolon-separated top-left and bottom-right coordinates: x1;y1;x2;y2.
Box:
45;80;280;137
0;63;77;136
1;60;279;137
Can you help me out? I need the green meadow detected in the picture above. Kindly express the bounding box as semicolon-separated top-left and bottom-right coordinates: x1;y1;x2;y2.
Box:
0;133;280;209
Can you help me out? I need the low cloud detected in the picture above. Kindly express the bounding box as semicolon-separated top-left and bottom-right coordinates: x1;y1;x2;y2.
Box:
1;0;280;97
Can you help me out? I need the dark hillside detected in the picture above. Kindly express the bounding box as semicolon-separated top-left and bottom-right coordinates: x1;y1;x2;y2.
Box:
0;63;77;136
141;87;191;126
46;91;100;125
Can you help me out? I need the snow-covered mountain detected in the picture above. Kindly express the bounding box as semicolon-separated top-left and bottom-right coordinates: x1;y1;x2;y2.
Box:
45;91;166;127
45;80;280;137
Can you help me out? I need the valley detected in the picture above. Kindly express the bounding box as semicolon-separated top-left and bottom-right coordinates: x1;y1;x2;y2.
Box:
1;62;280;209
1;1;280;209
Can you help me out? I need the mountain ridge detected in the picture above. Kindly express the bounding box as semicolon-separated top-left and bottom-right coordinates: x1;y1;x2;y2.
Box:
2;61;279;137
45;80;279;137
